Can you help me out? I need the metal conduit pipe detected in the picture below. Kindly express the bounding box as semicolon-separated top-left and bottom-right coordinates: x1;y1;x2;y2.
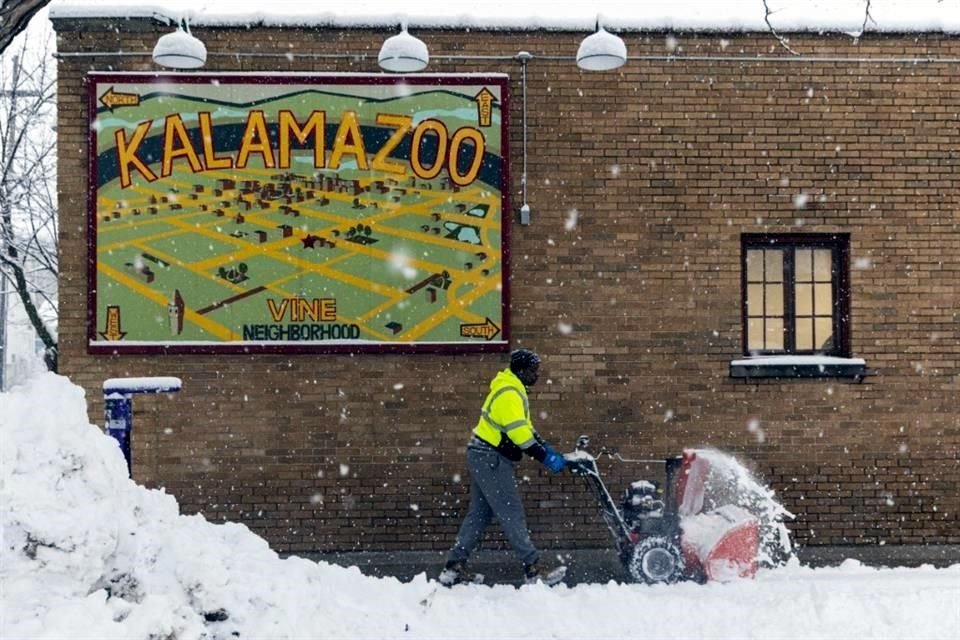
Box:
55;51;960;64
515;51;533;226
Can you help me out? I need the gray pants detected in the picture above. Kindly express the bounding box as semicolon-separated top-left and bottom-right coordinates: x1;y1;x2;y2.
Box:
447;445;538;567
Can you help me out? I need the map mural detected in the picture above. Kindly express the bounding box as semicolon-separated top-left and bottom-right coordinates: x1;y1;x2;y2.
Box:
87;73;509;353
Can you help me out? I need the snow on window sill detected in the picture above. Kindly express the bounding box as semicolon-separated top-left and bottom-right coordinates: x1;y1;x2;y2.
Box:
729;355;867;381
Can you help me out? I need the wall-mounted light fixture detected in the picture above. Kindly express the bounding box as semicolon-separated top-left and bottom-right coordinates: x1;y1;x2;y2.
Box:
515;51;533;225
576;19;627;71
378;23;429;73
152;17;207;69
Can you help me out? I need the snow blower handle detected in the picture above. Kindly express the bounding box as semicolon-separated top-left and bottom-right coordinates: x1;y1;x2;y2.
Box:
564;435;598;476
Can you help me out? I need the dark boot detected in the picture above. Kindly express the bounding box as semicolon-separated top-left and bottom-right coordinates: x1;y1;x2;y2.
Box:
439;560;483;587
523;559;567;586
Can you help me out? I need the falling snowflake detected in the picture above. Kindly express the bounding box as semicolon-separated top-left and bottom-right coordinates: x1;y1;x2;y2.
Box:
388;247;418;280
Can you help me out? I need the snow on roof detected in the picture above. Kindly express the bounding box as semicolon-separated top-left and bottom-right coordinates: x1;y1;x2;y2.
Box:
47;0;960;34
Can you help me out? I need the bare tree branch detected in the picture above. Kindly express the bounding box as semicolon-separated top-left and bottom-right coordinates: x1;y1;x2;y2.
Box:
0;29;57;372
860;0;875;38
762;0;801;55
0;252;56;370
0;0;52;54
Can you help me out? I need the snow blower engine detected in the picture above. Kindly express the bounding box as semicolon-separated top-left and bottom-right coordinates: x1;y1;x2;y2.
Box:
565;435;760;584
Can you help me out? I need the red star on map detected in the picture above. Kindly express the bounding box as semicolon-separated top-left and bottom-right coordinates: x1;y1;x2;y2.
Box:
301;234;320;248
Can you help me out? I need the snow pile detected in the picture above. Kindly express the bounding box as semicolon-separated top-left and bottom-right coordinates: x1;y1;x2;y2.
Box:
2;374;960;640
0;374;354;639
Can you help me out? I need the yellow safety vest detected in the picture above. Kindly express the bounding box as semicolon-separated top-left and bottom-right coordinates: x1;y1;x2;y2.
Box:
472;368;537;450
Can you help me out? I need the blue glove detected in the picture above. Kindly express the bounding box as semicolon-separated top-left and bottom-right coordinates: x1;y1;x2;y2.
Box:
542;446;566;474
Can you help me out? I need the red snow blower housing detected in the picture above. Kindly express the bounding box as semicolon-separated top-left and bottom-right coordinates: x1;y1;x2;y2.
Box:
565;436;761;584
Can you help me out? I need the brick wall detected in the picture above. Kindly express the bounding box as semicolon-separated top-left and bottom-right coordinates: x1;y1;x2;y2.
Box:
52;19;959;552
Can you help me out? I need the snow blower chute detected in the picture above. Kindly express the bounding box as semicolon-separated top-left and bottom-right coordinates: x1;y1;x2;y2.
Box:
565;436;767;584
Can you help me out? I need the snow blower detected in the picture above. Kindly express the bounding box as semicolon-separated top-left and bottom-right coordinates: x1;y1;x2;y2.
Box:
564;436;766;584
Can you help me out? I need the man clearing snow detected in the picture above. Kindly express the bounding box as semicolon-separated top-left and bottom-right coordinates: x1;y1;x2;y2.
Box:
439;349;567;587
2;374;957;639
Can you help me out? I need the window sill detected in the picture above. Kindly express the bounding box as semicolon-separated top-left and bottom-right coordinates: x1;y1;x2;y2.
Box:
729;355;867;381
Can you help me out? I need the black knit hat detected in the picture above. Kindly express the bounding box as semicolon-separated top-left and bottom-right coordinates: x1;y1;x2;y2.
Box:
510;349;541;385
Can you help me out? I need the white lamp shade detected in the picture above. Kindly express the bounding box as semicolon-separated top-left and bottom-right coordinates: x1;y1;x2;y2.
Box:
378;29;429;72
576;28;627;71
153;28;207;69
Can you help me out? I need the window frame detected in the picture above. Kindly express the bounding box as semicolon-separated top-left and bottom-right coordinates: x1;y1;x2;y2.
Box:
740;233;852;358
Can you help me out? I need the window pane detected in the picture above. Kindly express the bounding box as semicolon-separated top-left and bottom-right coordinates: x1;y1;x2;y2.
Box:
765;250;783;283
765;284;783;315
816;318;834;351
746;250;764;282
796;318;813;350
814;249;832;281
795;283;813;316
747;284;763;317
742;235;848;358
795;248;813;282
765;318;784;350
747;318;764;351
815;282;833;316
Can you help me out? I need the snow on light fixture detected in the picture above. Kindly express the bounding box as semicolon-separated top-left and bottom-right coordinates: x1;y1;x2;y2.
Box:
576;19;627;71
378;23;429;73
152;18;207;69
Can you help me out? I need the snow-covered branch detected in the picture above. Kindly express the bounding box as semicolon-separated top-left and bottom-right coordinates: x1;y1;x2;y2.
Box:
763;0;876;52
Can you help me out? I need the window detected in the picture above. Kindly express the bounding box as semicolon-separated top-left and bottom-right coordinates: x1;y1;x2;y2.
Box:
742;233;849;356
732;233;864;380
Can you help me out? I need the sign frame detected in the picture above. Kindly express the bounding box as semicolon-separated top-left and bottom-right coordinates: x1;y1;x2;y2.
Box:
86;72;511;355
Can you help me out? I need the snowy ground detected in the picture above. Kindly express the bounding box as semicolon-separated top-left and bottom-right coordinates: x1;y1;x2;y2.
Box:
1;374;958;640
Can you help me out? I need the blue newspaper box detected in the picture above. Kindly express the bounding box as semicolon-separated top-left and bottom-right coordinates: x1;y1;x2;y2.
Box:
103;377;182;476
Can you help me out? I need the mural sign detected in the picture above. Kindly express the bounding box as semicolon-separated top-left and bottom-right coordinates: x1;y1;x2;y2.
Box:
87;73;510;353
